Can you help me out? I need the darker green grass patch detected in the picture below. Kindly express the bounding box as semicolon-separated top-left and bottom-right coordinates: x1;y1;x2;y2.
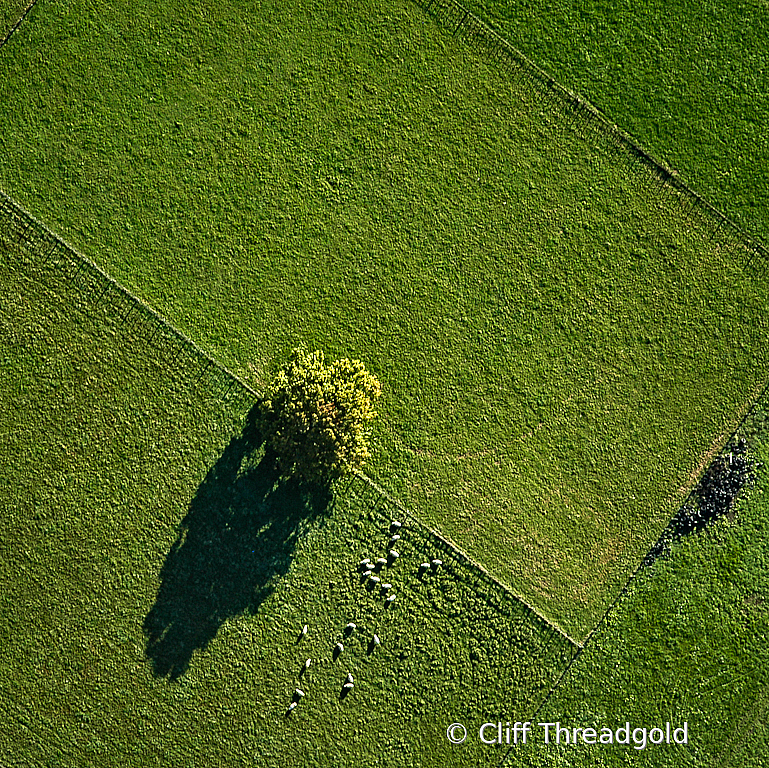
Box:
514;406;769;767
457;0;769;246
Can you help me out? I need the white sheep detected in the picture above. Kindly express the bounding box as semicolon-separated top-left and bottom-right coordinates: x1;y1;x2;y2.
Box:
346;673;354;684
389;534;401;545
386;594;396;605
388;550;399;560
304;658;311;671
390;521;402;531
431;559;443;570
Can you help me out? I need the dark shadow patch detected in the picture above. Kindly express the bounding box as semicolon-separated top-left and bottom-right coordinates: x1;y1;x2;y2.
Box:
645;437;756;565
143;407;332;679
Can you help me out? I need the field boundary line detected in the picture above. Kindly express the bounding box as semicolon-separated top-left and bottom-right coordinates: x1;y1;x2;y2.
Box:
0;189;577;657
0;188;259;410
349;469;582;650
413;0;769;278
0;0;38;50
497;381;769;765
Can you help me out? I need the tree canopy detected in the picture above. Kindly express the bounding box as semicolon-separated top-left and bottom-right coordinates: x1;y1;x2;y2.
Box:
257;349;382;484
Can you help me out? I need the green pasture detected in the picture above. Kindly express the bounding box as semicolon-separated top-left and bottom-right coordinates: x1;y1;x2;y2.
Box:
0;1;29;41
1;0;768;639
0;244;575;766
460;0;769;245
512;406;769;767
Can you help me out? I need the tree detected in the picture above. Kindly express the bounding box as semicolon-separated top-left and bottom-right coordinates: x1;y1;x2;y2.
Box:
257;349;382;484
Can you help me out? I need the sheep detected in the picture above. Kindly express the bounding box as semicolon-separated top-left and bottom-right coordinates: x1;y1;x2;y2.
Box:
373;634;381;646
359;558;372;569
304;658;311;671
431;559;443;571
385;594;396;606
344;622;356;635
419;562;431;573
346;673;354;684
390;521;402;532
301;624;308;638
380;582;392;592
342;682;354;691
375;557;388;569
389;534;401;545
370;576;381;584
362;569;373;578
287;701;297;713
388;550;399;560
335;642;344;654
294;689;305;699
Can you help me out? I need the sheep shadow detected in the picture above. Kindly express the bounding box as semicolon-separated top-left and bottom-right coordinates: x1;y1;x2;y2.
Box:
143;408;332;679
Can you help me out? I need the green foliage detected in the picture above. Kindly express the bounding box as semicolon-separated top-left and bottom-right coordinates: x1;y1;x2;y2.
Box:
258;349;381;483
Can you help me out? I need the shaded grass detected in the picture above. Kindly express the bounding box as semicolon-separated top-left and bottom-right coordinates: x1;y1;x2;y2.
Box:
511;405;769;767
1;0;768;637
0;243;575;766
458;0;769;245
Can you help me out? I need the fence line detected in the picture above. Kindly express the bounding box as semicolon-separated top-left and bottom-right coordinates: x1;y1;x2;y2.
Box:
0;188;578;656
0;189;259;411
0;0;37;50
346;469;582;649
413;0;769;279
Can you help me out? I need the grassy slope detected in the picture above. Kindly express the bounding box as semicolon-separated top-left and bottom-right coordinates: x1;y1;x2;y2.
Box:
458;0;769;244
2;0;769;638
511;406;769;767
0;245;575;766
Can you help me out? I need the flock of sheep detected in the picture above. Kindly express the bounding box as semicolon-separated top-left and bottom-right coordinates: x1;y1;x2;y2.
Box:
286;519;443;715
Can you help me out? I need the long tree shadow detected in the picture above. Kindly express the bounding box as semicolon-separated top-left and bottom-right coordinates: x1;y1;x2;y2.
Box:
143;407;332;679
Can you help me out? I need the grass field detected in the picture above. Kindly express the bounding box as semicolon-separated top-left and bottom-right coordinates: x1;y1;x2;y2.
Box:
0;1;30;42
512;404;769;767
459;0;769;245
1;0;768;639
0;241;577;766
